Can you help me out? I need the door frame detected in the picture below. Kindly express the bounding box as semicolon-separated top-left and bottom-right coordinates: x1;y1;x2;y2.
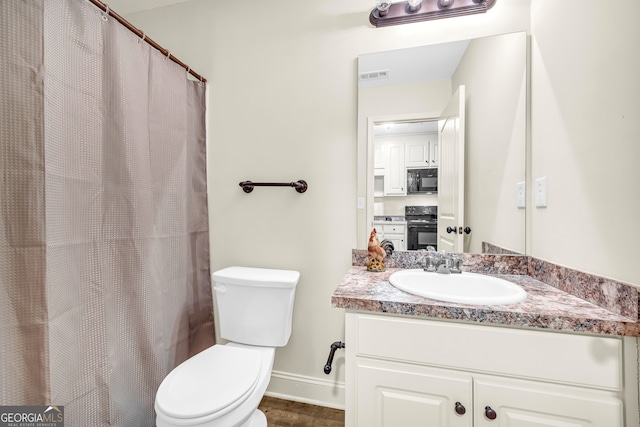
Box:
365;112;442;242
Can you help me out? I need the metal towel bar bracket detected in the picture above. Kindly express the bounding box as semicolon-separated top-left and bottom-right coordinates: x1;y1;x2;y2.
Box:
239;180;308;194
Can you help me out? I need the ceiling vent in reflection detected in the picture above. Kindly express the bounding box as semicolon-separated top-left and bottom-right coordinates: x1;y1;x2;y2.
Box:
358;69;390;82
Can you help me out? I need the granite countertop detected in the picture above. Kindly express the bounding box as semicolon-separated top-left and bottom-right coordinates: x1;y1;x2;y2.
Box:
332;261;640;337
373;216;406;222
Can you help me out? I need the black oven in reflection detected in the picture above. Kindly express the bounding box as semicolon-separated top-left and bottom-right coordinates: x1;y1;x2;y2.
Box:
405;205;438;251
407;222;438;251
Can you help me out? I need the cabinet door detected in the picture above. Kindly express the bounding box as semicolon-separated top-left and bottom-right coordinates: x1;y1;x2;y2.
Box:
374;143;386;170
355;358;472;427
386;236;405;251
474;376;623;427
384;142;406;196
406;135;438;168
382;224;406;251
405;140;429;168
429;139;438;167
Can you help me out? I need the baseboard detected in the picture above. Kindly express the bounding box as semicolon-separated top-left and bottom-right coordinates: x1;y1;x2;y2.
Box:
265;370;345;410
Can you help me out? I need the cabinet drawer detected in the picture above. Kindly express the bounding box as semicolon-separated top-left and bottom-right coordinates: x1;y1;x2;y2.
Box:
382;224;405;234
350;313;622;390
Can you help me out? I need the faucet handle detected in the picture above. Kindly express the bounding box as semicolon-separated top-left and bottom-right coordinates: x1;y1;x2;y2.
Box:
450;258;462;274
424;254;437;272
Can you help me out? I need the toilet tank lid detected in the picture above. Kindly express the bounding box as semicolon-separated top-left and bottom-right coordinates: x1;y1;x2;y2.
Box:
212;266;300;288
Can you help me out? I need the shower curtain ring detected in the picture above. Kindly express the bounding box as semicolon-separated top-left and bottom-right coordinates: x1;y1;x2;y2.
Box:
165;50;171;61
199;76;203;86
102;4;109;21
138;32;146;44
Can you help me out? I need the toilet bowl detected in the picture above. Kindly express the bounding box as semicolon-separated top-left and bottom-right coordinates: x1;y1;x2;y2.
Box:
155;266;299;427
155;343;275;427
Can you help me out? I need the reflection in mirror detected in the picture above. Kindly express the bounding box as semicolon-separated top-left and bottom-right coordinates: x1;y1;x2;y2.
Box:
357;31;527;254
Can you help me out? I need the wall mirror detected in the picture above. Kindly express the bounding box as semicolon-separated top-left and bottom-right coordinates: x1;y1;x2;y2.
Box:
357;31;527;255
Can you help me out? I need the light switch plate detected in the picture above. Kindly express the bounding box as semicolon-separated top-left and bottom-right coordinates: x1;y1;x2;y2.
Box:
357;197;365;210
516;182;526;208
535;177;547;207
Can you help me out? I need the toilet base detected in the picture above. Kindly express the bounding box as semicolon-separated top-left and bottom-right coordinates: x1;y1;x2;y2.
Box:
242;409;267;427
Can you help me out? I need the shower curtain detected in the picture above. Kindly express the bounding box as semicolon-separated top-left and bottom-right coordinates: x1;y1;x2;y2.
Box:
0;1;214;425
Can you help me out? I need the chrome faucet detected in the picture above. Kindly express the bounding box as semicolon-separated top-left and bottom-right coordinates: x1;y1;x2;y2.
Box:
424;252;462;274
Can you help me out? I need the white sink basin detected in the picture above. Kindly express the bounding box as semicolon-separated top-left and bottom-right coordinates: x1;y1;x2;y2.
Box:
388;269;527;305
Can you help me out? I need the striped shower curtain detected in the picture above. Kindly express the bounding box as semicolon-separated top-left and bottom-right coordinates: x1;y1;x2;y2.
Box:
0;0;214;424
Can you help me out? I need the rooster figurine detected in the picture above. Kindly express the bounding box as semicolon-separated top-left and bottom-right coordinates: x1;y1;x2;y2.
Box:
367;228;387;272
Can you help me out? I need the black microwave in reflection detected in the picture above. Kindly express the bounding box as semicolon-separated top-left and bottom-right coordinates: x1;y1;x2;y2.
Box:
407;168;437;194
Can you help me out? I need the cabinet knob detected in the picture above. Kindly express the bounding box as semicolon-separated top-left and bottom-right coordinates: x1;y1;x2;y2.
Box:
454;402;466;415
484;406;497;420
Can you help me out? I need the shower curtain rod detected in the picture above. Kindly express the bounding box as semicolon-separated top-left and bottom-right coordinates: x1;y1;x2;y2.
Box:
87;0;207;83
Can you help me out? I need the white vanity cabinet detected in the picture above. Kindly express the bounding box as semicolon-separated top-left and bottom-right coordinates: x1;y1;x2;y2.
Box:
345;313;638;427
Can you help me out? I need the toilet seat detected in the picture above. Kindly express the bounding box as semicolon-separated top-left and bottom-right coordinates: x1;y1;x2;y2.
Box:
155;345;262;421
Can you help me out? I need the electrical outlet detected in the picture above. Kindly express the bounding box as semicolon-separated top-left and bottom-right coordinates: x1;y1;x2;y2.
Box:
535;177;547;207
516;182;526;208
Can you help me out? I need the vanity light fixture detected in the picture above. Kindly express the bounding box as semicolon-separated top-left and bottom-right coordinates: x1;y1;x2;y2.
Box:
370;0;496;27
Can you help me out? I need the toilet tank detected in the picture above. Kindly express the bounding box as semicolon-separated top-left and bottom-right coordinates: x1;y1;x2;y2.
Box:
212;266;299;347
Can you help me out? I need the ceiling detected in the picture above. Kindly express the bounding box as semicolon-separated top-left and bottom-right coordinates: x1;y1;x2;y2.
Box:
103;0;191;16
374;121;439;136
364;39;470;136
358;39;470;89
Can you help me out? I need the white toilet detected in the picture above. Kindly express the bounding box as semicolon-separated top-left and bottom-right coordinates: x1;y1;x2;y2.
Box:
155;266;300;427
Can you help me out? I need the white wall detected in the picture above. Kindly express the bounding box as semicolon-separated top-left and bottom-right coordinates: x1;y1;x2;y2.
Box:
530;1;640;285
124;0;532;408
119;0;640;409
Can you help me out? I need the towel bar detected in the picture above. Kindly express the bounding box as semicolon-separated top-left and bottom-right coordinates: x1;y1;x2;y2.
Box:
239;180;308;194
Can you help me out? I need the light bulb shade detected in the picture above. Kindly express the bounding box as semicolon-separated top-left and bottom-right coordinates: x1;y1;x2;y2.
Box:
376;0;392;16
407;0;423;12
438;0;454;8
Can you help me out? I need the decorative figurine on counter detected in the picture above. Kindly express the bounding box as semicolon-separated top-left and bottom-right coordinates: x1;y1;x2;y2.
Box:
380;239;394;257
367;228;386;272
